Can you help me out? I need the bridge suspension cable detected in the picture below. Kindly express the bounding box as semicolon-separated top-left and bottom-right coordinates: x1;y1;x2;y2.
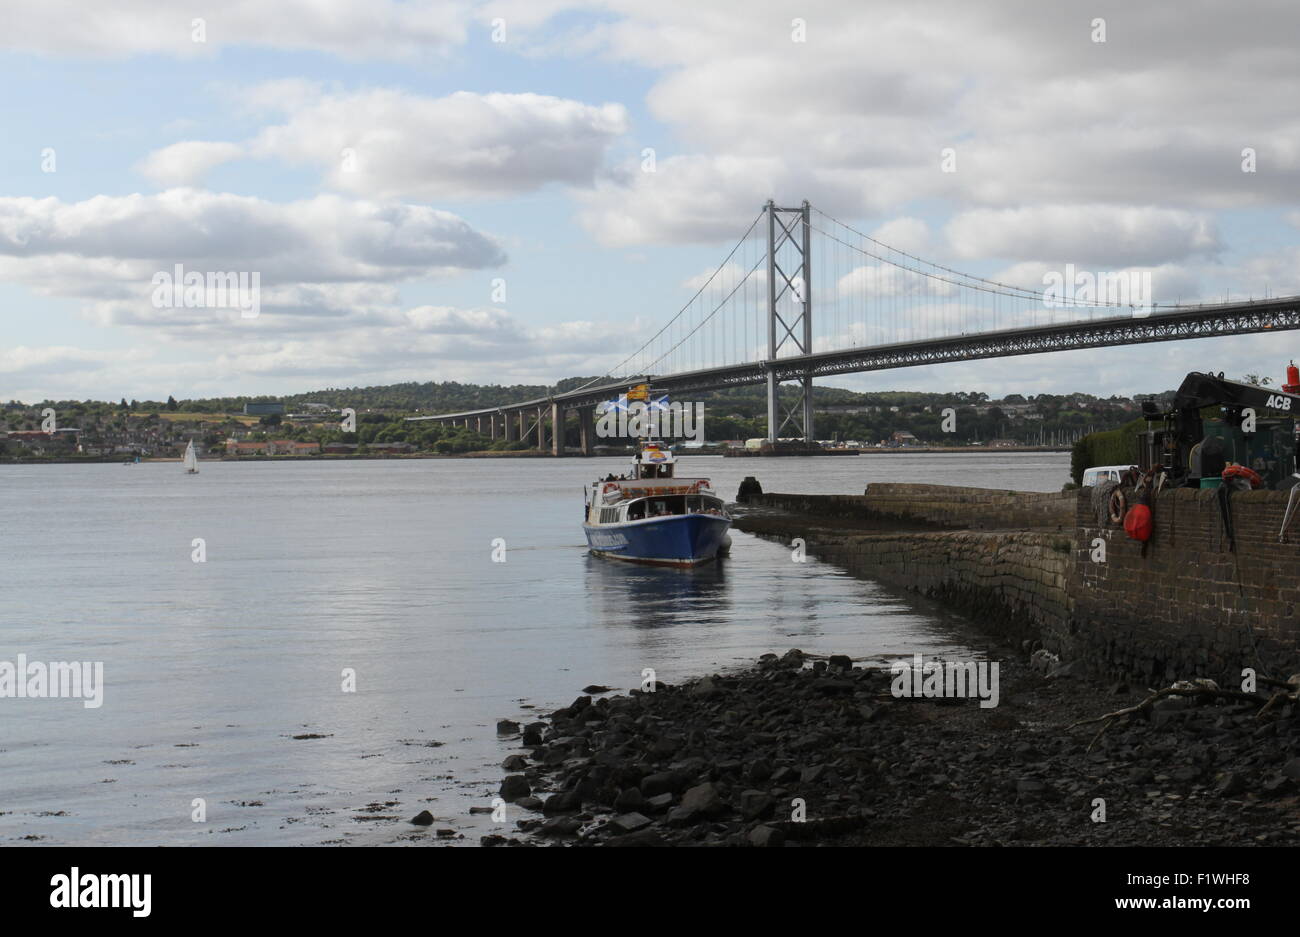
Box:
570;207;766;393
811;207;1139;309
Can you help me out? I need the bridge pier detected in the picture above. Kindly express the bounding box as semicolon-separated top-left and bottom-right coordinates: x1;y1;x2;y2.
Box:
504;410;517;443
551;401;562;456
578;406;595;456
536;406;547;452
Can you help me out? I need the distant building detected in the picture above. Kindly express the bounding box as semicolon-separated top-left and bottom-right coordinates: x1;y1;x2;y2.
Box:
891;431;920;446
226;439;319;456
243;402;285;416
368;441;415;454
227;440;268;456
3;430;78;454
322;443;357;454
267;440;319;455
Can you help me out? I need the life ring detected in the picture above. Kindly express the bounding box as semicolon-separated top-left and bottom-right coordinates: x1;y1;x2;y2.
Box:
602;481;620;495
1107;488;1126;525
1222;464;1263;489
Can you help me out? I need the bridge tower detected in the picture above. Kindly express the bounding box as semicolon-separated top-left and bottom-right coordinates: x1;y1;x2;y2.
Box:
765;200;814;443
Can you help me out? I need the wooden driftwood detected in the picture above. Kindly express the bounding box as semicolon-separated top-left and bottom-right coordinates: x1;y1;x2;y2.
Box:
1067;685;1282;753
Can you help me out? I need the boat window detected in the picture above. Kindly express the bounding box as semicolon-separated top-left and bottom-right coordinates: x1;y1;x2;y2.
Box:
628;500;646;520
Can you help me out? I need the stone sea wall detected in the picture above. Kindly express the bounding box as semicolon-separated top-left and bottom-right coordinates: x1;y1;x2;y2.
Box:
1071;487;1300;685
804;528;1073;651
742;483;1300;684
753;483;1075;531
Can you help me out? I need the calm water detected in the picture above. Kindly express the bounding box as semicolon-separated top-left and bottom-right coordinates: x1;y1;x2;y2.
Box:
0;452;1068;846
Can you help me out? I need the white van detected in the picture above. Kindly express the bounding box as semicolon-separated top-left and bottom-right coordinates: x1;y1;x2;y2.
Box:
1081;465;1130;486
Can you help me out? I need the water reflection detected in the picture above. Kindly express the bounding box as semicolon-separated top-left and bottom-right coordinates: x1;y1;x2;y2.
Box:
584;552;731;630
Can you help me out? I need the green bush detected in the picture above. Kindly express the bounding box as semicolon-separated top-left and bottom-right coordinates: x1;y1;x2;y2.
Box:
1070;417;1145;484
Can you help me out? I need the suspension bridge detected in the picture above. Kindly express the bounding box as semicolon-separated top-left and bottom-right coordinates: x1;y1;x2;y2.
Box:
409;200;1300;454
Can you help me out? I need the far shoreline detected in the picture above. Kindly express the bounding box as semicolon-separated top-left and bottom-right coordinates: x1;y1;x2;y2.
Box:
0;446;1073;465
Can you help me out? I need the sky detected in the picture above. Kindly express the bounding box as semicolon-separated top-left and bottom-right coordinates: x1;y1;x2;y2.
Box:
4;0;1300;404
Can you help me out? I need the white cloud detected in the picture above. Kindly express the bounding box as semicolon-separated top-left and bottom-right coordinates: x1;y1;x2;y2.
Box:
944;206;1219;267
141;87;629;201
868;218;931;256
2;0;469;60
0;345;118;377
137;141;244;187
836;264;957;299
0;189;506;289
520;0;1300;255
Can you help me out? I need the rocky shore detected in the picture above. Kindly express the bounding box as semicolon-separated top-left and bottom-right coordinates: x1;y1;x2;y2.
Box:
488;648;1300;846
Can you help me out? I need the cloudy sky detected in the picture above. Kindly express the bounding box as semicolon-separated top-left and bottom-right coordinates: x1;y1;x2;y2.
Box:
4;0;1300;403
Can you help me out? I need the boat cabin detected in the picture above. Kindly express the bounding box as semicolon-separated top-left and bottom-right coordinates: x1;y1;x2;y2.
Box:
584;442;728;525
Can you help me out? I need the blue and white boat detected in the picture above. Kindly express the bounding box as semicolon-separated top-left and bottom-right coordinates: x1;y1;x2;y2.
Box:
583;442;732;568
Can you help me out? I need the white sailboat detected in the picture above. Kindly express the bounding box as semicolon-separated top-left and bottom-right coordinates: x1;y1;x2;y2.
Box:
183;440;199;474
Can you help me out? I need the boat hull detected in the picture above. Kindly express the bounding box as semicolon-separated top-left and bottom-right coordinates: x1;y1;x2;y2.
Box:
584;514;732;568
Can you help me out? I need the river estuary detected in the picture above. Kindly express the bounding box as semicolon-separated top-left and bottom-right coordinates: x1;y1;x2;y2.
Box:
0;452;1069;845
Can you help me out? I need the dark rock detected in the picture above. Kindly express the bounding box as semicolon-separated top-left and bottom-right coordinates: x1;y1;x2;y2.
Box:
609;812;653;834
640;770;687;798
606;828;665;847
538;817;582;837
740;789;775;821
542;791;582;815
1046;659;1085;680
499;775;531;802
666;781;725;826
801;764;828;783
409;810;434;826
1015;779;1050;797
1215;772;1247;796
828;655;853;672
583;685;613;694
502;754;528;771
680;781;724;816
779;649;806;669
644;792;674;813
496;719;521;735
614;787;647;812
748;825;785;847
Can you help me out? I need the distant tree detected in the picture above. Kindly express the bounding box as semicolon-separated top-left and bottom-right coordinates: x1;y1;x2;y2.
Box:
166;395;178;411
